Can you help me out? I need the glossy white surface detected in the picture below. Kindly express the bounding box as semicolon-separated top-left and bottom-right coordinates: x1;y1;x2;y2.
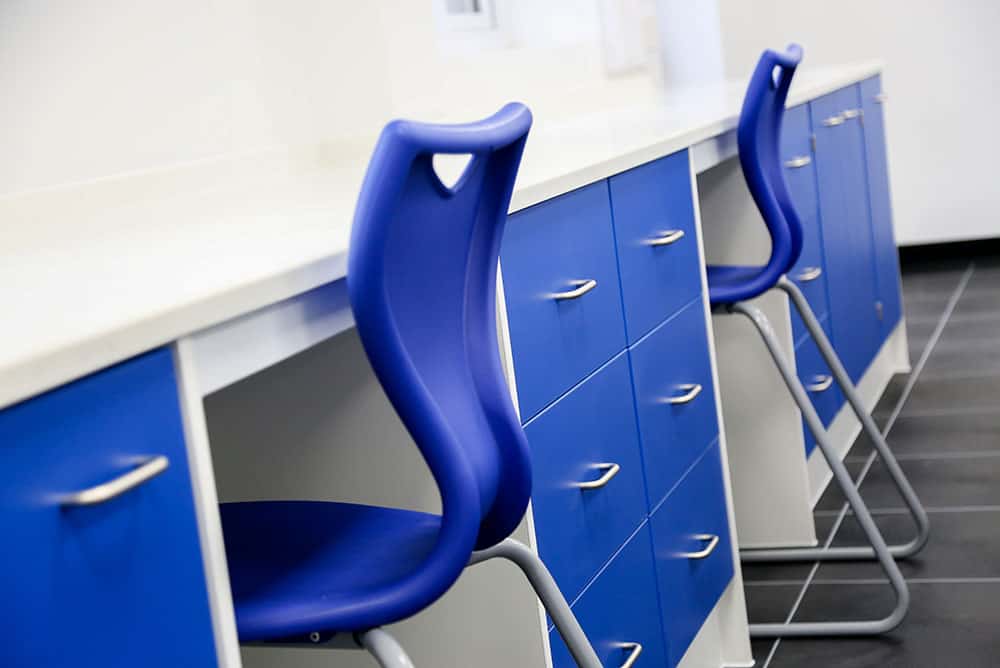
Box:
0;61;880;409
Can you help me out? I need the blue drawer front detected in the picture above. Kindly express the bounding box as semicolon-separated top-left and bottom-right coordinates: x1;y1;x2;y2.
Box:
780;104;831;345
795;316;844;455
525;353;649;601
629;298;719;508
860;75;904;339
649;441;734;667
502;182;628;420
608;150;702;343
549;523;668;668
0;349;217;667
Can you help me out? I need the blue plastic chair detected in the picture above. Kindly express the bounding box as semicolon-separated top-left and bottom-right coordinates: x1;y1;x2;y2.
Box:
220;104;601;667
708;45;924;638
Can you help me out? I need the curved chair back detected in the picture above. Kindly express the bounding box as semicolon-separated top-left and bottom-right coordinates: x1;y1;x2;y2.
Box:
349;104;533;594
712;44;804;305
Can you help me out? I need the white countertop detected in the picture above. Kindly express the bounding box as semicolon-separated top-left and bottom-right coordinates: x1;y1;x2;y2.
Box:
0;61;881;409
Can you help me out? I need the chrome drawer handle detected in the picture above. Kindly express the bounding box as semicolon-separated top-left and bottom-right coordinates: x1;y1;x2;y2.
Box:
875;92;888;104
616;642;643;668
551;279;598;301
575;462;621;490
806;375;834;393
62;455;169;507
795;266;823;282
681;533;720;560
842;108;862;120
822;114;845;127
784;155;812;169
662;383;702;405
644;229;685;247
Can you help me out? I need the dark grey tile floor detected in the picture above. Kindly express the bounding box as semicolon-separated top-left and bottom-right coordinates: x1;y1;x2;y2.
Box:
743;255;1000;667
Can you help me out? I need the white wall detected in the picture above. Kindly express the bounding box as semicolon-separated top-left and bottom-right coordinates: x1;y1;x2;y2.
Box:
0;1;607;196
718;0;1000;246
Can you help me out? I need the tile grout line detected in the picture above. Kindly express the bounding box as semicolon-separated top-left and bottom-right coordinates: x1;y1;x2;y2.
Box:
747;576;1000;587
845;449;1000;463
761;261;974;668
814;503;1000;517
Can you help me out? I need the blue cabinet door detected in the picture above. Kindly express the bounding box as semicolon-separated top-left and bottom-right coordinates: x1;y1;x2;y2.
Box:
860;75;904;338
795;315;843;455
810;87;882;383
0;349;218;667
649;441;734;667
608;150;703;343
525;353;649;602
781;103;831;346
629;299;719;509
548;523;668;668
501;182;628;420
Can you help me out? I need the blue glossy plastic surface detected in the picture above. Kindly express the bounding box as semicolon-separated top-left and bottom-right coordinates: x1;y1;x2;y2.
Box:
525;352;648;602
860;75;904;339
0;348;217;667
795;315;843;455
609;150;702;343
221;103;534;641
707;44;804;305
649;440;733;667
629;299;719;508
501;182;627;420
548;523;668;668
781;103;831;345
811;87;882;383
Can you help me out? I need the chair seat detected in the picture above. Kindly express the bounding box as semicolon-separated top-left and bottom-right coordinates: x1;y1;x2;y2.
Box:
706;264;769;305
220;500;442;641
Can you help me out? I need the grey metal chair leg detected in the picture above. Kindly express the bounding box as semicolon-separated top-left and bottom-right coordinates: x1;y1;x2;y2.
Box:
730;302;909;636
470;538;602;668
739;276;929;563
356;628;416;668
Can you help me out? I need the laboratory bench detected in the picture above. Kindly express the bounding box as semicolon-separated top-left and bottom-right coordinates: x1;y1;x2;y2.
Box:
0;61;906;667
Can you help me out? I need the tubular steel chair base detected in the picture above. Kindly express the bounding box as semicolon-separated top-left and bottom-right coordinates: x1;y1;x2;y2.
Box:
357;629;417;668
739;277;929;564
728;302;909;637
470;539;602;668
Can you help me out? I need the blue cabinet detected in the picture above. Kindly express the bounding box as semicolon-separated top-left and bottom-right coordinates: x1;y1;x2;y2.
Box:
860;75;904;339
0;348;217;667
609;150;703;343
549;523;668;668
649;440;733;667
629;299;719;508
811;87;882;383
502;182;628;420
795;315;843;455
525;353;650;601
780;103;832;346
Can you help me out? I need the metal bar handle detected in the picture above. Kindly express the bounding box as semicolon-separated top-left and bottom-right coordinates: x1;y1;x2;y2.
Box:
62;455;169;507
806;375;834;393
874;92;888;104
795;266;823;282
575;463;621;490
662;383;703;405
617;642;643;668
681;534;720;560
644;229;685;247
784;155;812;169
551;279;598;301
822;114;845;127
842;108;862;120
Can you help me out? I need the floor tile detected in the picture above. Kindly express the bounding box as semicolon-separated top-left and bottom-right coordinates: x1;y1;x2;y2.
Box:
767;582;1000;667
813;508;1000;580
743;583;802;625
857;454;1000;509
951;291;1000;320
886;374;1000;415
848;411;1000;458
751;639;777;666
814;459;867;511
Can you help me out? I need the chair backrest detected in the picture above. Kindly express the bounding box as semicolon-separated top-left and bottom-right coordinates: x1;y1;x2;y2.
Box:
348;103;533;610
729;44;805;300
